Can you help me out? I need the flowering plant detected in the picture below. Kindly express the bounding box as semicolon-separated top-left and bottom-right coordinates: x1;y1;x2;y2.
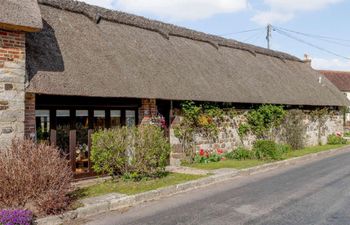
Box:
0;210;33;225
194;149;225;164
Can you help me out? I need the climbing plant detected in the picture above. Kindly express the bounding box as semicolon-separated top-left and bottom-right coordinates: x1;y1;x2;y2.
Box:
173;101;236;160
240;105;286;139
282;109;306;150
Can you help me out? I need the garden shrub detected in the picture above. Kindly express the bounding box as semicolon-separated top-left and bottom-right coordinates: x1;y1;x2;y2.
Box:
91;127;130;176
327;134;347;145
253;140;283;160
0;139;73;215
282;109;306;150
131;125;171;180
91;125;170;180
225;147;253;160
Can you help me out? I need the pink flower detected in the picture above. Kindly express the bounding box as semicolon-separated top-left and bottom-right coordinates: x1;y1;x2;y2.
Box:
336;132;342;137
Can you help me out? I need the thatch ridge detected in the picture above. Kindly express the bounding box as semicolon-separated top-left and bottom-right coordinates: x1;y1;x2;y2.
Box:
0;0;43;32
37;0;301;62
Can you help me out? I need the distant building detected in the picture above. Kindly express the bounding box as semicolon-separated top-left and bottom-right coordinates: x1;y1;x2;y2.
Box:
320;70;350;124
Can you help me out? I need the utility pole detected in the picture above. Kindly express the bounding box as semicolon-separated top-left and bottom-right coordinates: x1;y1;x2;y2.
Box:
266;24;272;49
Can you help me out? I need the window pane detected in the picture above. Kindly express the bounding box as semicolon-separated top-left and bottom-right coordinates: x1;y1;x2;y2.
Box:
76;110;89;174
94;110;105;129
111;110;121;128
126;110;136;127
36;110;50;142
56;110;70;155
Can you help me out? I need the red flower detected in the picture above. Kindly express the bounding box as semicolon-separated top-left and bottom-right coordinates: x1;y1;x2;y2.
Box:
205;152;209;158
199;149;205;156
217;149;224;154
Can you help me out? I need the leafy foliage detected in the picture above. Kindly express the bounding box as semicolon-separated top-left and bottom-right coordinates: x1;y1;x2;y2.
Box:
327;134;347;145
282;109;306;150
174;101;235;161
194;149;224;164
241;105;286;139
91;125;170;181
224;147;253;160
91;127;130;176
253;140;283;160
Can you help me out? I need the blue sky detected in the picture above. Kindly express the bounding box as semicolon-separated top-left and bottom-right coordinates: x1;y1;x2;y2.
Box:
82;0;350;70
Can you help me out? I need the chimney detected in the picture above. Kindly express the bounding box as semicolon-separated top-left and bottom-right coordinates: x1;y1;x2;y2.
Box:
303;54;312;66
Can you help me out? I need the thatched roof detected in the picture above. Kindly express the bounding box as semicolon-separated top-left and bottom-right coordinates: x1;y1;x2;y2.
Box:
319;70;350;92
26;0;349;106
0;0;42;32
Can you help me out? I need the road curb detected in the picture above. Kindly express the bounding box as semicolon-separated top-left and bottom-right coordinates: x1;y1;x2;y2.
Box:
36;145;350;225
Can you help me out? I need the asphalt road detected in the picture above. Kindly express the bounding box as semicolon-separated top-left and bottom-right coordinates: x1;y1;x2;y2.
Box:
83;150;350;225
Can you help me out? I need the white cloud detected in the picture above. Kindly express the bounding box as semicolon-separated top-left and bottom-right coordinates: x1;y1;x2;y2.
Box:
81;0;248;21
81;0;115;9
252;0;343;25
312;57;350;71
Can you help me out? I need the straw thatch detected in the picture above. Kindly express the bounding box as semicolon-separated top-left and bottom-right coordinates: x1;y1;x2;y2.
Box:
0;0;42;32
26;0;349;106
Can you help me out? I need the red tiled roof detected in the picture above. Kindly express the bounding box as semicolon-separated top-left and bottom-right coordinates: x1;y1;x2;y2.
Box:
319;70;350;92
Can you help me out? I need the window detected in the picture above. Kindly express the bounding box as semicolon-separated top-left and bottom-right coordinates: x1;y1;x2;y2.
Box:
35;110;50;142
75;110;89;174
56;110;70;154
126;110;136;127
94;110;105;129
111;110;121;128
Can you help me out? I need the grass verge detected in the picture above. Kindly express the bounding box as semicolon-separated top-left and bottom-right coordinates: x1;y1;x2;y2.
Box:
190;144;349;171
73;173;205;199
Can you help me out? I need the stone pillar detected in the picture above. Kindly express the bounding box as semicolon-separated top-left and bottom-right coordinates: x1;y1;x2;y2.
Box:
169;115;187;166
0;29;26;147
139;98;157;125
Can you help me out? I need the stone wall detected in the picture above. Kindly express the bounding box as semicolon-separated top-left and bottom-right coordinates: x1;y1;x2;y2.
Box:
169;109;344;166
0;29;26;147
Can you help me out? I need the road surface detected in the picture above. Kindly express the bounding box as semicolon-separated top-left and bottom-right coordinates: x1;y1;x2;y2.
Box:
83;149;350;225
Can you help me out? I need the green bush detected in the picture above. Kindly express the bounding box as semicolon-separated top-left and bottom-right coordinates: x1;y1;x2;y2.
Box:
253;140;283;160
276;143;292;154
91;127;130;176
327;134;347;145
131;125;171;179
225;147;253;160
91;125;170;180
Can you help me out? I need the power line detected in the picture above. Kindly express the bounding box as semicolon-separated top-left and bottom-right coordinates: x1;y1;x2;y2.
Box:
274;26;350;42
274;28;350;60
273;26;350;48
220;28;264;37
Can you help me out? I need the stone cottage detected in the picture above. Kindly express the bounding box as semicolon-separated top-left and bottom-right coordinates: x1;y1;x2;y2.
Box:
0;0;348;177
